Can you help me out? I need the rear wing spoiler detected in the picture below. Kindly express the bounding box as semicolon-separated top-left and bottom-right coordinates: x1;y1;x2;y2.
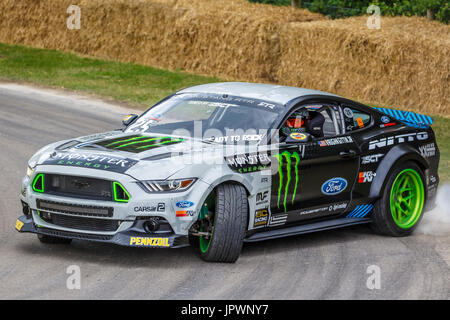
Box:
373;107;433;128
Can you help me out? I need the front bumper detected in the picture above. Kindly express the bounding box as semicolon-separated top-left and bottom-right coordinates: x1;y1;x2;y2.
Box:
19;165;213;245
15;214;189;248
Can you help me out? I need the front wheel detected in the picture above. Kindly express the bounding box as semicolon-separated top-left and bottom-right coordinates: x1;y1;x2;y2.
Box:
196;183;248;263
371;162;426;237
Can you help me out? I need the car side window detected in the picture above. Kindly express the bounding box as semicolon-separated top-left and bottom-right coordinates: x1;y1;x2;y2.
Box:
279;104;342;143
342;106;371;132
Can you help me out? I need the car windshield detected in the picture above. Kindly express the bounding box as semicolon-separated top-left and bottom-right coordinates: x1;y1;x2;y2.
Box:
125;93;281;143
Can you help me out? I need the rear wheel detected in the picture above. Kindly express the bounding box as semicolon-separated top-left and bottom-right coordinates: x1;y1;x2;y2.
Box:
371;162;425;236
37;234;72;244
196;183;248;263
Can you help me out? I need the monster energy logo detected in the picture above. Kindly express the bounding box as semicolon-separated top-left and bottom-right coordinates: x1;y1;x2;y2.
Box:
93;135;184;153
274;151;300;213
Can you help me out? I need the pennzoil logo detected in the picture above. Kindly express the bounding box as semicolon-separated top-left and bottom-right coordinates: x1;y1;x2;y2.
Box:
274;151;300;213
129;237;170;247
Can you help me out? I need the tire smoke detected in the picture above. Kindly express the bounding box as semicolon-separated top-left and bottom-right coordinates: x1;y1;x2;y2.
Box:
417;183;450;235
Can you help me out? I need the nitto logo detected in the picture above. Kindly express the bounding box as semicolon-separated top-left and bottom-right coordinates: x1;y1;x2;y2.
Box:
274;151;300;213
321;178;347;195
369;132;428;150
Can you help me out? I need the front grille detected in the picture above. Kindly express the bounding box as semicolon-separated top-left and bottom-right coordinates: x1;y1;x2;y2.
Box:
44;174;113;201
38;227;114;241
37;199;113;217
39;211;120;232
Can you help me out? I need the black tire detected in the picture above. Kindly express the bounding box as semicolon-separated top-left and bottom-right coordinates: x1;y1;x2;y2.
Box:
199;183;248;263
37;234;72;244
371;161;426;237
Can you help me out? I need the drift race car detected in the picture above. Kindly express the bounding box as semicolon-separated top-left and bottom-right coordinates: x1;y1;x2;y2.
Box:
16;82;440;262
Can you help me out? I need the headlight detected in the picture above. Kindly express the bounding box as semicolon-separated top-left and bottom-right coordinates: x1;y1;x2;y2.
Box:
139;178;196;193
26;166;34;178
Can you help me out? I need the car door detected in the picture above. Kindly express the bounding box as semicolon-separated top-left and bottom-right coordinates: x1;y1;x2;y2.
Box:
269;104;360;227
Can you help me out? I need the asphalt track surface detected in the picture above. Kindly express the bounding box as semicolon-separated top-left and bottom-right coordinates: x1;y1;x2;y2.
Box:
0;83;448;300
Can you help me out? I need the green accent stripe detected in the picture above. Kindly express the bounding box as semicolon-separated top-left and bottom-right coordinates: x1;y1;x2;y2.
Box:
274;151;301;213
275;154;283;209
105;136;148;147
291;152;300;205
114;137;171;149
282;151;292;213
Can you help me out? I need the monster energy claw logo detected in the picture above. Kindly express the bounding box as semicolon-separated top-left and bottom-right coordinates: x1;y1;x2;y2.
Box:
275;151;300;213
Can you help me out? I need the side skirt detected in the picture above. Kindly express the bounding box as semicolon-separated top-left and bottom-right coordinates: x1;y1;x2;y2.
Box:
244;218;371;243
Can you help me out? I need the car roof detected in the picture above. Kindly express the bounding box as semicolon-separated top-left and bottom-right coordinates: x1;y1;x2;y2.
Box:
177;82;340;106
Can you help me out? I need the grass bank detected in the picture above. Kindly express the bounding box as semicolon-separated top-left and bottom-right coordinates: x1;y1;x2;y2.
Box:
0;43;219;107
0;43;448;180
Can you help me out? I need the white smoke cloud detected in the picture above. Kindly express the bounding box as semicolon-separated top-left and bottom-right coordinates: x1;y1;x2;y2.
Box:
417;183;450;235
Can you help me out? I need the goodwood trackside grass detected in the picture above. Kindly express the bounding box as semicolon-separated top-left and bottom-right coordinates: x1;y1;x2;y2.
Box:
0;43;448;181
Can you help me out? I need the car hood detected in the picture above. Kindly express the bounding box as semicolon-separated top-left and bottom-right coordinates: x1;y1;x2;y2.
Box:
31;131;259;180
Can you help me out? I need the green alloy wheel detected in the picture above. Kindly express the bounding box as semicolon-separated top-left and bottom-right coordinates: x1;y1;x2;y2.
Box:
389;169;425;229
371;162;426;237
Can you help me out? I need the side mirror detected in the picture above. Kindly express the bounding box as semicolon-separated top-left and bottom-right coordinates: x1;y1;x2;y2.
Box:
285;132;311;144
122;114;138;126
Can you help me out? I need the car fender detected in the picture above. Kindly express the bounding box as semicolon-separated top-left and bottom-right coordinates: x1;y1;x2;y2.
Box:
369;144;429;199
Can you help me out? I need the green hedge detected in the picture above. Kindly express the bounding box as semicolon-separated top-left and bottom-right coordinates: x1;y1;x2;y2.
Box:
249;0;449;23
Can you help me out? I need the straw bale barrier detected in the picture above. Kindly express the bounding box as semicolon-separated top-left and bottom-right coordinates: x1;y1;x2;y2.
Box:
0;0;448;115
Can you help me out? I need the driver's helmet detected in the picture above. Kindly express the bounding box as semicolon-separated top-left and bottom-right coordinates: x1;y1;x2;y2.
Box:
286;117;305;129
283;112;310;135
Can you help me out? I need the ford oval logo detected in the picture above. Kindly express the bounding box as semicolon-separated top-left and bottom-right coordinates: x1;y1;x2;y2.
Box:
176;201;194;208
321;178;348;195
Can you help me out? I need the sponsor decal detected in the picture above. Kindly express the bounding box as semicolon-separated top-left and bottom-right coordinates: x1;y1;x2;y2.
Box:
226;153;271;174
268;213;288;227
256;191;269;206
176;201;194;208
134;203;165;213
274;151;301;213
430;175;437;184
321;178;348;195
42;152;138;173
15;220;24;231
361;154;384;164
343;108;354;118
381;116;390;124
318;136;353;147
258;102;276;109
369;132;429;150
209;134;263;143
261;177;269;183
359;171;376;183
289;132;308;141
129;237;170;247
253;209;269;227
419;143;436;158
298;202;347;216
176;210;195;217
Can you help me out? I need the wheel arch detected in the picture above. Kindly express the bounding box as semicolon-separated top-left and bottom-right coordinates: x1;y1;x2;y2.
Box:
369;144;429;199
